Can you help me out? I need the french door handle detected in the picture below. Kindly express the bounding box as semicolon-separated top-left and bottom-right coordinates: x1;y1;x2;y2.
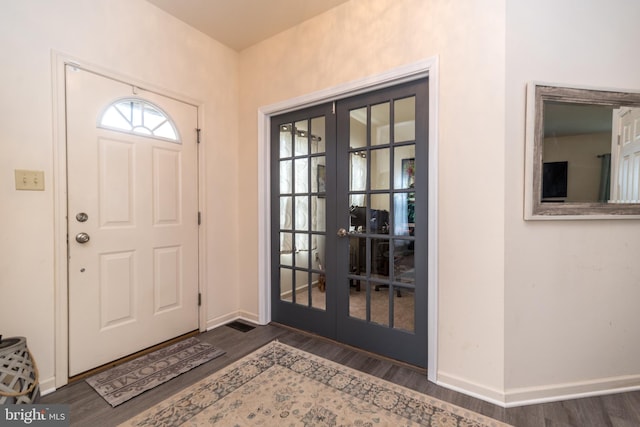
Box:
336;228;348;237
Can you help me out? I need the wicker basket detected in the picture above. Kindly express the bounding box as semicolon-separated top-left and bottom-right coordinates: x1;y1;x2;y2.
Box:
0;336;40;404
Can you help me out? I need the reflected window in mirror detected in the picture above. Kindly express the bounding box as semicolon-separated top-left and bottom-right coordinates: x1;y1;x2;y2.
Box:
525;83;640;218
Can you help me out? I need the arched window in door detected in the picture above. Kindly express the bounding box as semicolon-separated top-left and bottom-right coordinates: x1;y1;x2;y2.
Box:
99;98;180;142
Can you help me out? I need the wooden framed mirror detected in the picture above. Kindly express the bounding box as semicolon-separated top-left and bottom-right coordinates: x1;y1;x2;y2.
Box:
525;82;640;219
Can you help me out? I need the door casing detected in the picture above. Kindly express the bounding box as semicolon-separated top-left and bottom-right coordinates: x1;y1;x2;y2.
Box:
51;52;208;389
257;58;439;382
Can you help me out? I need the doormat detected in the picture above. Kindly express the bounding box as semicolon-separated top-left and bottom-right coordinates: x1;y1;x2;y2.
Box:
225;320;255;332
86;337;225;407
120;341;512;426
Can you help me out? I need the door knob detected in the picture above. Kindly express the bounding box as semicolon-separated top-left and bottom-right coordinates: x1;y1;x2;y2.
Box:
75;232;90;244
336;228;348;237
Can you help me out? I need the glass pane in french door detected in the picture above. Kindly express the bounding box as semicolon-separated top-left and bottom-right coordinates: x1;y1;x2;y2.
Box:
277;117;327;310
347;96;417;332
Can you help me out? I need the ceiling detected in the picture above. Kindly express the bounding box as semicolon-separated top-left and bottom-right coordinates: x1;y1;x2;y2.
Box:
145;0;350;51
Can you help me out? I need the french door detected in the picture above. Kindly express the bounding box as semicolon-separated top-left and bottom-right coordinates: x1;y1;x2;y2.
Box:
271;79;428;367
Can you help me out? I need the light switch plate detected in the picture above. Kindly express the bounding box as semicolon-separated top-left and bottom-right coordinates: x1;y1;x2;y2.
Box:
15;169;45;191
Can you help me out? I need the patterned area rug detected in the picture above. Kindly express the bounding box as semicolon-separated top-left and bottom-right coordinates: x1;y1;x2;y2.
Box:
120;341;511;426
87;337;225;407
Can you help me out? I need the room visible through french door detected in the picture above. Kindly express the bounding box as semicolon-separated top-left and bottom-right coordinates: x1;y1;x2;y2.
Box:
271;79;428;367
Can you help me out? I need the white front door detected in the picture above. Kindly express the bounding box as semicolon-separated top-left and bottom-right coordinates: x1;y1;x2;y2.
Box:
66;66;200;376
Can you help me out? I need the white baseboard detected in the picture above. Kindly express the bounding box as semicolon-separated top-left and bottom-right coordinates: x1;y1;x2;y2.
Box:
39;376;57;397
504;373;640;407
205;310;264;331
438;371;640;408
436;372;506;407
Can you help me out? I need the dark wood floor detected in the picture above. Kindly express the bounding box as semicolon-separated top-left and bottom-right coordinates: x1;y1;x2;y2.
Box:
40;323;640;426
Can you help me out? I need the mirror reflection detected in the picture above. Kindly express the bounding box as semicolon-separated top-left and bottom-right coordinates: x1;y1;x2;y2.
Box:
543;102;640;203
542;102;610;203
528;84;640;217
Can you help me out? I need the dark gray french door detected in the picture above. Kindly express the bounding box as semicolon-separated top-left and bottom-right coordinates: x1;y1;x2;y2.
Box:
271;102;337;337
271;79;428;367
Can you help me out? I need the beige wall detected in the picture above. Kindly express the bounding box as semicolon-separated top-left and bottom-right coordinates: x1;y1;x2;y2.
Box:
506;0;640;403
238;0;507;400
0;0;240;391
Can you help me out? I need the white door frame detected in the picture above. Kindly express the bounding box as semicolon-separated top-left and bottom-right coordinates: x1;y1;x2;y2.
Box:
256;57;439;382
51;52;207;388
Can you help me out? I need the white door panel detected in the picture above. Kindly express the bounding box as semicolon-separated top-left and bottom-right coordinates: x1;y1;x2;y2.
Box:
66;66;199;376
613;107;640;202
